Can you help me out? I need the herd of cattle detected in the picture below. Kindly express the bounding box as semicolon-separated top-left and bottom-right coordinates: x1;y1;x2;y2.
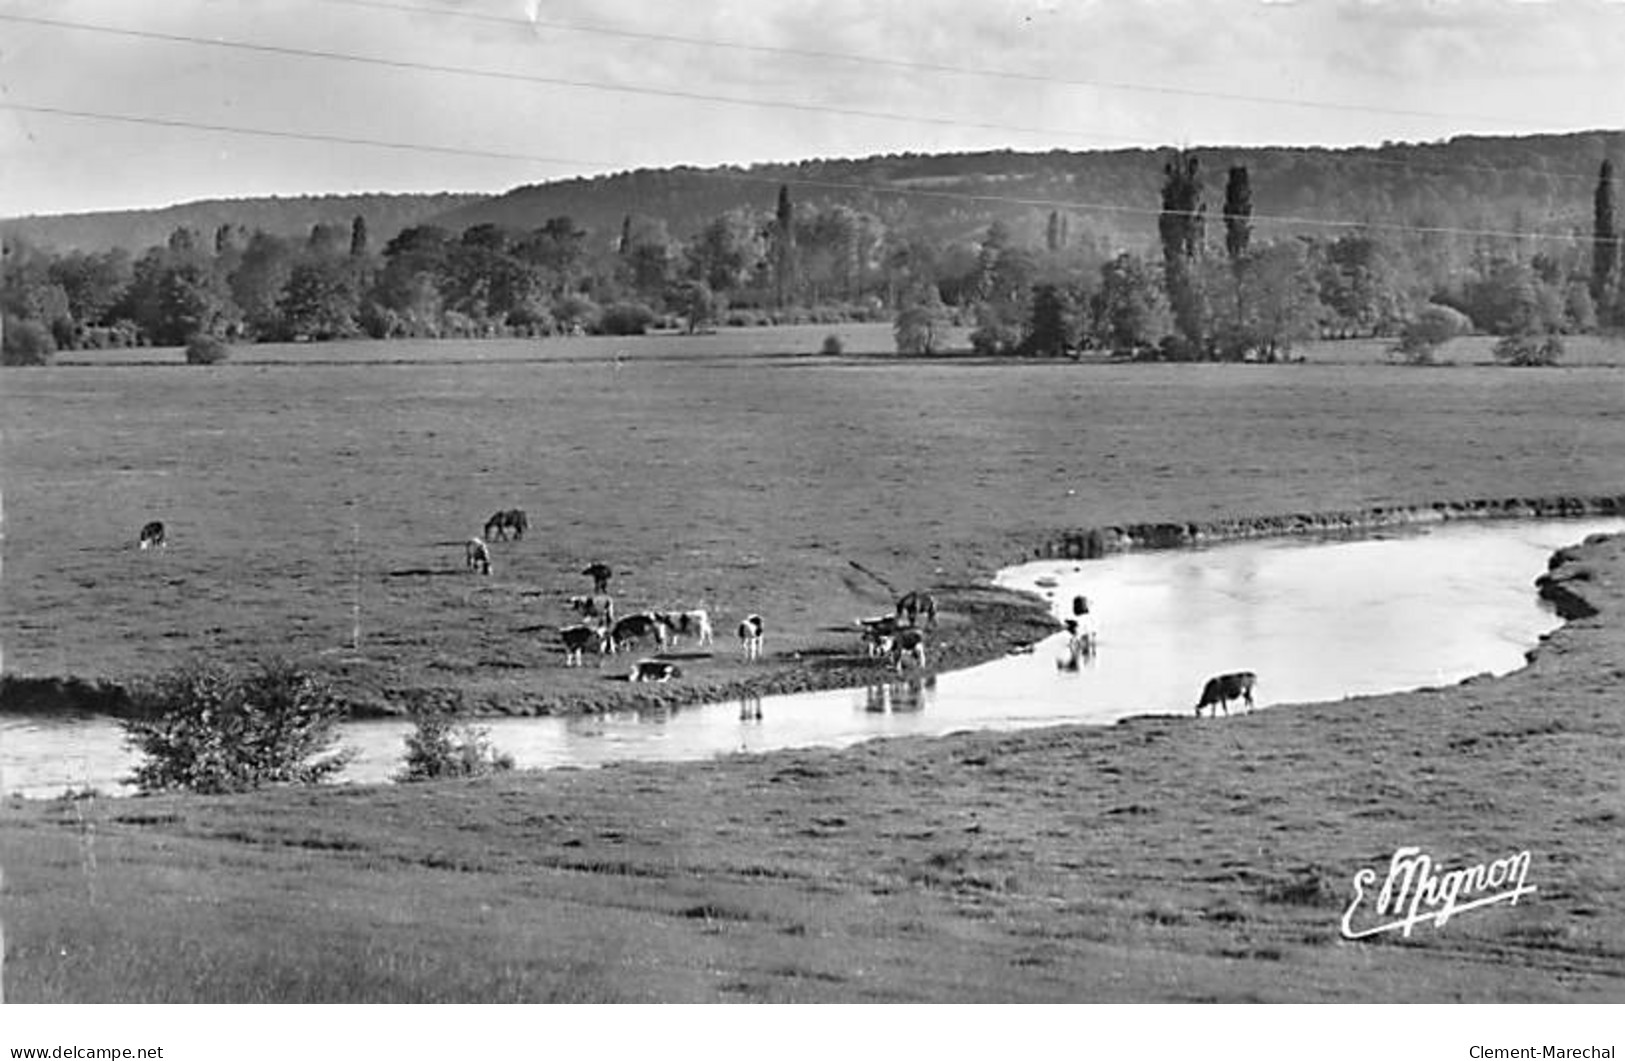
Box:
138;511;1257;715
462;509;937;684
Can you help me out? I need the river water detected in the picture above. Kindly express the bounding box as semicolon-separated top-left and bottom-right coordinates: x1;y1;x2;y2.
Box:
4;517;1620;799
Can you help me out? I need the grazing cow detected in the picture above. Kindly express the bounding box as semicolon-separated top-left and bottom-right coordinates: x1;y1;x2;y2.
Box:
629;659;681;683
737;614;764;661
465;537;492;575
567;594;616;626
610;613;671;655
660;609;714;647
138;521;167;550
582;561;613;594
1195;671;1257;718
895;590;938;629
484;509;528;541
890;627;928;672
560;623;607;666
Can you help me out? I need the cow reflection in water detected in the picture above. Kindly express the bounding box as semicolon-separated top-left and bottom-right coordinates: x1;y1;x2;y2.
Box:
1057;618;1097;672
738;694;763;721
862;675;936;714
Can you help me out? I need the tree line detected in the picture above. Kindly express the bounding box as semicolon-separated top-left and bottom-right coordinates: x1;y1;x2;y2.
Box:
4;154;1621;364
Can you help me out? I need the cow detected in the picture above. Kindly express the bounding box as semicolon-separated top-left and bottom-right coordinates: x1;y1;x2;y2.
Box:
1195;671;1257;718
610;613;671;655
660;609;713;647
582;561;613;594
567;594;616;626
629;659;681;683
465;537;492;575
890;628;928;672
738;694;763;720
737;614;764;661
856;614;900;658
560;623;607;666
484;509;528;541
896;590;938;629
138;521;167;550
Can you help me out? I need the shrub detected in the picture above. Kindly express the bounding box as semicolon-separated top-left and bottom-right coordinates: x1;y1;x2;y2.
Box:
121;658;354;794
398;702;514;782
820;333;844;356
3;314;56;366
184;333;230;365
1493;333;1564;367
969;319;1022;356
1392;304;1471;364
597;301;657;336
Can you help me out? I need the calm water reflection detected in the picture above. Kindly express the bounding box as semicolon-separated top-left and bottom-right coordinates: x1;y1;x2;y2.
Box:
4;517;1621;798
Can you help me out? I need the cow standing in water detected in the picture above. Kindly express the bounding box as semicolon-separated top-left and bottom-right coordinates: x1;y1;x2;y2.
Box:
465;537;492;575
138;521;167;550
1195;672;1257;718
737;614;764;661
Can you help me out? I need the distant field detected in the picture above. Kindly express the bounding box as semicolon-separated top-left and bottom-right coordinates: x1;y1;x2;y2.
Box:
4;335;1625;714
50;322;1625;367
54;323;963;366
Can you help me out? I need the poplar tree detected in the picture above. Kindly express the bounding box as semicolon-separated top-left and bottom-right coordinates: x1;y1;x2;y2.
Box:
1223;165;1253;263
1592;159;1617;316
1159;151;1207;353
772;184;797;308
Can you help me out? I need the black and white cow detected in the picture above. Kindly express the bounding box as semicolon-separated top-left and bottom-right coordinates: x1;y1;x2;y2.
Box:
582;561;613;594
629;659;682;683
737;614;764;661
138;520;167;550
465;537;492;575
610;613;671;655
560;623;606;666
1195;671;1257;718
889;627;928;672
895;590;938;629
856;614;900;658
659;609;713;647
567;594;616;626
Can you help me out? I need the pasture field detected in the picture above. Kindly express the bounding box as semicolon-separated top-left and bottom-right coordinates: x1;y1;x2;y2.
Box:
2;334;1624;1001
5;336;1625;716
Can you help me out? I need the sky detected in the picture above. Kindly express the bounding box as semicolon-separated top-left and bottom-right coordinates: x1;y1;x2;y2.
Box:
2;0;1623;217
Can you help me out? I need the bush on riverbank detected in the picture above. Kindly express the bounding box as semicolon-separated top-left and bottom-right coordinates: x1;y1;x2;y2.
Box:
398;696;514;782
121;658;354;794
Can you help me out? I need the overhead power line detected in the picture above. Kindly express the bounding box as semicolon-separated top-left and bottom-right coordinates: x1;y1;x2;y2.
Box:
0;13;1166;147
3;10;1611;188
316;0;1551;130
2;102;1599;245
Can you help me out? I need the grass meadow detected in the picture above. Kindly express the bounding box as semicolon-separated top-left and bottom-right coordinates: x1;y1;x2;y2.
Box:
2;325;1624;1001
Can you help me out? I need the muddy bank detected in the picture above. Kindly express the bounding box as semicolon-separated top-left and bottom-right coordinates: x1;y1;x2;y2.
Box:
1033;493;1625;559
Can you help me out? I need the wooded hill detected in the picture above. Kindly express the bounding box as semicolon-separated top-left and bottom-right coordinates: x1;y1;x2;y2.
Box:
7;130;1622;258
433;130;1625;253
3;192;488;255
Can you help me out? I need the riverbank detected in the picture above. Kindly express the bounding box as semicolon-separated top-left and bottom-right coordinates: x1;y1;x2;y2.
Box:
6;494;1624;723
2;527;1621;1001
